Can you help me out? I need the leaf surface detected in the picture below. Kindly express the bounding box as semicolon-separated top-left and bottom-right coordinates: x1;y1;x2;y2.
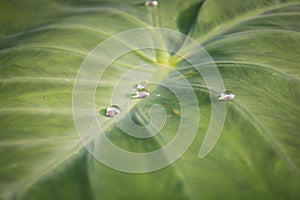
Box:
0;0;300;200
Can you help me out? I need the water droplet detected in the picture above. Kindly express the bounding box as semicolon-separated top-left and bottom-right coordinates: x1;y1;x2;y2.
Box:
132;89;150;99
137;81;148;89
105;105;121;117
138;90;150;98
145;0;158;6
43;96;48;100
218;91;235;101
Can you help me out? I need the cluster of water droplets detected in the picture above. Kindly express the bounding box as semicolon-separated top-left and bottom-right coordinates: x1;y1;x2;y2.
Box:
131;81;150;99
104;85;235;117
105;81;151;117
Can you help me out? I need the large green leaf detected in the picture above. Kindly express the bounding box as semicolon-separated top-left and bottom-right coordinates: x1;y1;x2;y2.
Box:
1;0;300;199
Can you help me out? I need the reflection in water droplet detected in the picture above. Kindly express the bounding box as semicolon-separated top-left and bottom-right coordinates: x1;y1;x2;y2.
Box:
218;91;235;101
138;90;150;98
105;105;121;117
145;0;158;6
137;81;148;89
132;89;150;99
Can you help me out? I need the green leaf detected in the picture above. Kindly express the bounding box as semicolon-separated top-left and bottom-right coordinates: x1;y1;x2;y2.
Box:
1;0;300;200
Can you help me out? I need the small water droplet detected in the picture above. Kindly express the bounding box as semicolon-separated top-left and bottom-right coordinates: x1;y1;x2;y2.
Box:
145;0;158;6
218;91;235;101
105;105;121;117
132;89;150;99
137;81;148;89
43;96;48;100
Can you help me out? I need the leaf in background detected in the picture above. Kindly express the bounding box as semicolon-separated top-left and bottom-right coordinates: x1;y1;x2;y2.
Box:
0;0;300;200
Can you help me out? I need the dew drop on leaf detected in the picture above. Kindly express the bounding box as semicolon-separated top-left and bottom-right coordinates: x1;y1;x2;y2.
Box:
136;81;148;89
145;0;158;7
132;89;150;99
218;91;235;101
105;105;121;117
